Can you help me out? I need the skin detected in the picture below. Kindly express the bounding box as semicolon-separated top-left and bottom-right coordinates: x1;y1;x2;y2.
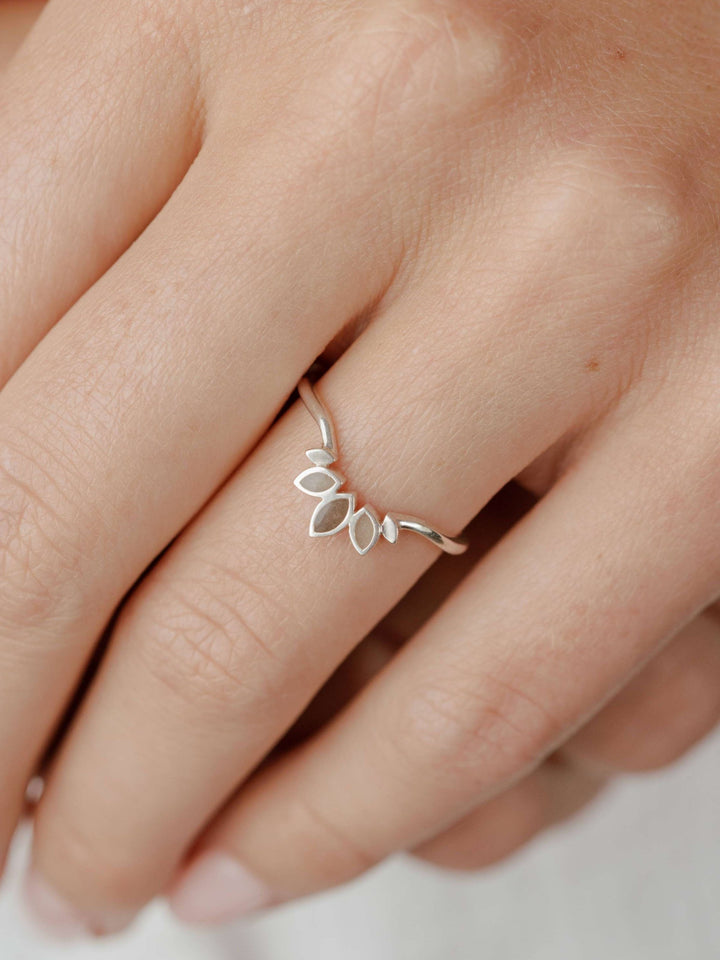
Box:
0;3;43;61
0;0;719;936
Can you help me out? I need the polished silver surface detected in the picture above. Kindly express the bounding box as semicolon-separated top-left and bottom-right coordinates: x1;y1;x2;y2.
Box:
295;378;468;556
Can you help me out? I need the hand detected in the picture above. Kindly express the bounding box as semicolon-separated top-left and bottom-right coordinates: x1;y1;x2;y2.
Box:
0;0;718;936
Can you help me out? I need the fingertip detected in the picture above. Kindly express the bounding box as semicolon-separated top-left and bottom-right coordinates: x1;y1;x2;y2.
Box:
23;867;135;940
23;869;94;940
168;850;276;925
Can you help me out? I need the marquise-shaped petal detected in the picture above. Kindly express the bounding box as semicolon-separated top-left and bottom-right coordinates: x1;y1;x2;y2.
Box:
382;514;399;544
349;506;381;555
306;448;336;466
294;467;343;497
310;492;355;537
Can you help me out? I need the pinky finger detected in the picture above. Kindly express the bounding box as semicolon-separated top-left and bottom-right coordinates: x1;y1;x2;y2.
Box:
412;761;604;872
560;607;720;774
418;604;720;872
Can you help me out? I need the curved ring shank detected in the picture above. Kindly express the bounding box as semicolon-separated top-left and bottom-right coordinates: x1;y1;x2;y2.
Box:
389;514;468;556
297;378;468;556
299;377;337;459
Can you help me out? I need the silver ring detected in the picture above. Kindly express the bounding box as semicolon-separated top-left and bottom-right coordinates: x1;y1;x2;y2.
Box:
294;378;468;556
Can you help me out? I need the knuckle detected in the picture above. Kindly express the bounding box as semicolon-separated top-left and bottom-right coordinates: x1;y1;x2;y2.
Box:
138;565;284;713
389;671;561;787
0;438;83;629
530;147;688;281
36;816;140;910
296;0;515;163
80;1;203;116
355;0;513;113
125;0;195;57
286;795;379;884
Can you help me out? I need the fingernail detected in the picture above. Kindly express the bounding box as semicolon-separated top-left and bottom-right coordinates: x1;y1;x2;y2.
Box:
169;852;275;924
23;870;133;939
23;871;92;939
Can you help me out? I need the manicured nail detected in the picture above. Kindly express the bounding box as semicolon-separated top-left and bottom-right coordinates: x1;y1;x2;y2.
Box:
23;871;92;939
23;870;133;939
169;851;275;924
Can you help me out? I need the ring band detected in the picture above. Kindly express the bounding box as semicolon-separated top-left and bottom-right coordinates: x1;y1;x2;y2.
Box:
294;378;468;556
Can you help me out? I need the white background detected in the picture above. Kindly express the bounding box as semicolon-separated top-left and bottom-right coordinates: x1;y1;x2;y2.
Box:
1;727;718;960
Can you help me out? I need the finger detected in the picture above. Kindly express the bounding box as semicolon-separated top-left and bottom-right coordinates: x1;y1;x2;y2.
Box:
0;112;396;874
0;0;203;383
169;374;720;914
415;606;720;871
24;146;647;926
0;1;44;67
413;760;605;873
283;485;536;746
279;486;537;749
560;607;720;773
